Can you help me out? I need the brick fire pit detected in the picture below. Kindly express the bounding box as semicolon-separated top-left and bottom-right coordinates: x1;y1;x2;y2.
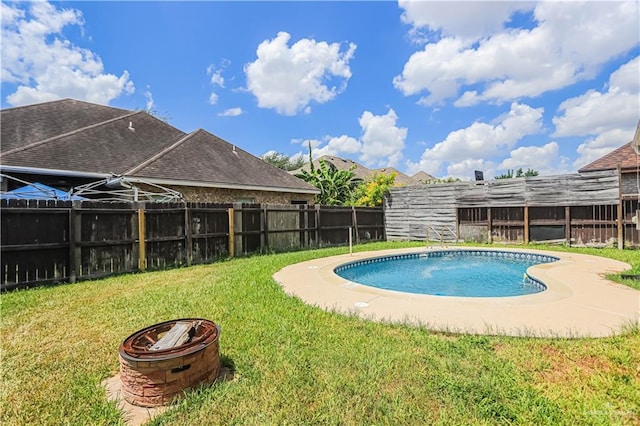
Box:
119;318;221;407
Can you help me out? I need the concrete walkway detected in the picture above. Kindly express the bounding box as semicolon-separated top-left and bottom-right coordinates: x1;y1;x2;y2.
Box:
273;247;640;338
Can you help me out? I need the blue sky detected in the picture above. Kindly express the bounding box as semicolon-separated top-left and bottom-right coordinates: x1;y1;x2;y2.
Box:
2;1;639;180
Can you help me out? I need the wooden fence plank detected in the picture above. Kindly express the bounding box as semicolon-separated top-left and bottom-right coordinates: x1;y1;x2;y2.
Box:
385;170;629;247
138;208;146;270
1;202;384;291
228;207;234;257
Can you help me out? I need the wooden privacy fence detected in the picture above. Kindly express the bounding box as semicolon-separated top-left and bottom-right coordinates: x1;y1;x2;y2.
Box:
457;202;639;246
0;200;384;291
386;170;640;248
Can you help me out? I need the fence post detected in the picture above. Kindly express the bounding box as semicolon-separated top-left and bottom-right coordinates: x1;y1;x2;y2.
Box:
455;208;460;243
565;206;571;246
617;203;624;249
138;206;146;270
262;205;269;252
487;207;493;243
617;165;624;249
184;203;192;266
299;204;306;248
228;207;235;257
68;201;82;283
351;206;360;244
315;204;321;247
524;205;529;245
381;201;387;241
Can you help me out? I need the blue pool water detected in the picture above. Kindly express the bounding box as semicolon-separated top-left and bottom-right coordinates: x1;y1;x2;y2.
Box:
334;250;558;297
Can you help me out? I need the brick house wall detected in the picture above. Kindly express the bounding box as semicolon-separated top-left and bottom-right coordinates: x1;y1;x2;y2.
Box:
167;185;315;204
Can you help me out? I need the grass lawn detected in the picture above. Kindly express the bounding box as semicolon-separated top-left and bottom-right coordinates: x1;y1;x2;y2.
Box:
1;242;639;425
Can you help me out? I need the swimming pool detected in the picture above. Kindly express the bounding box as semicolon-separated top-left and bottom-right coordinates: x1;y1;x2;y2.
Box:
275;247;636;336
334;250;558;297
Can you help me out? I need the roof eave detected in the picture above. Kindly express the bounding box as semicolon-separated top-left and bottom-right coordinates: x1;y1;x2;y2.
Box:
0;165;112;179
0;165;320;194
125;176;320;195
579;166;638;173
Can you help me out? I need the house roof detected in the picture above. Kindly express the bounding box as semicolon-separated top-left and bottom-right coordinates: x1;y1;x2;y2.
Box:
1;99;131;152
411;171;437;183
578;142;640;172
291;155;433;185
131;129;320;192
1;99;318;195
298;155;370;178
373;167;419;185
2;110;186;175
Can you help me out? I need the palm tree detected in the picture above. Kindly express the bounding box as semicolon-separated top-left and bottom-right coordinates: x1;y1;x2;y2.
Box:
295;143;362;205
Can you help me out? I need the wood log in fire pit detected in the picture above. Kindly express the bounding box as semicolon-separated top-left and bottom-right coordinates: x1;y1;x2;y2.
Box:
119;318;220;407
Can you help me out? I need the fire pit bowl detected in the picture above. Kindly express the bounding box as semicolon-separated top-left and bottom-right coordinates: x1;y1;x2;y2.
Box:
119;318;221;407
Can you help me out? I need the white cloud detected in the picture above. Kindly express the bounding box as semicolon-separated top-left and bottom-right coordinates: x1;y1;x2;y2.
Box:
550;56;640;169
553;56;640;137
405;157;445;178
609;56;640;93
292;108;406;168
406;103;543;178
1;1;134;106
428;103;542;160
311;135;362;158
291;136;360;160
399;0;534;41
446;159;497;181
206;64;226;106
218;107;243;117
573;128;636;170
554;90;639;137
245;31;356;115
394;1;639;106
292;138;323;159
209;70;224;87
144;87;154;111
358;108;407;167
498;142;570;176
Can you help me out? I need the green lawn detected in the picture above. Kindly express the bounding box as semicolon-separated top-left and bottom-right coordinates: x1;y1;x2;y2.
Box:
1;242;639;425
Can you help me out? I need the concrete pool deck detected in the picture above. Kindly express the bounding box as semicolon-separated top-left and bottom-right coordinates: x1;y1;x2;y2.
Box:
273;247;640;338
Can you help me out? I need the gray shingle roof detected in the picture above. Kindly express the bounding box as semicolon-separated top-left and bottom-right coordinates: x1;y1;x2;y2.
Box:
2;111;186;175
410;171;437;183
1;99;318;194
132;129;319;192
1;98;130;152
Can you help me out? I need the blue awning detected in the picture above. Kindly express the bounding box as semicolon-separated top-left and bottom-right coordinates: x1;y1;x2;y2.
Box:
0;183;86;201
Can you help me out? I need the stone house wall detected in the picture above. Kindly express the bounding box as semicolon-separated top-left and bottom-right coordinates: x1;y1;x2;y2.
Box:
167;185;315;204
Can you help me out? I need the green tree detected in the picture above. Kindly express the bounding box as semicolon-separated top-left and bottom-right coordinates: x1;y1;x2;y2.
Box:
354;172;397;206
295;143;362;205
495;170;515;179
495;167;539;179
261;151;306;171
520;168;539;177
